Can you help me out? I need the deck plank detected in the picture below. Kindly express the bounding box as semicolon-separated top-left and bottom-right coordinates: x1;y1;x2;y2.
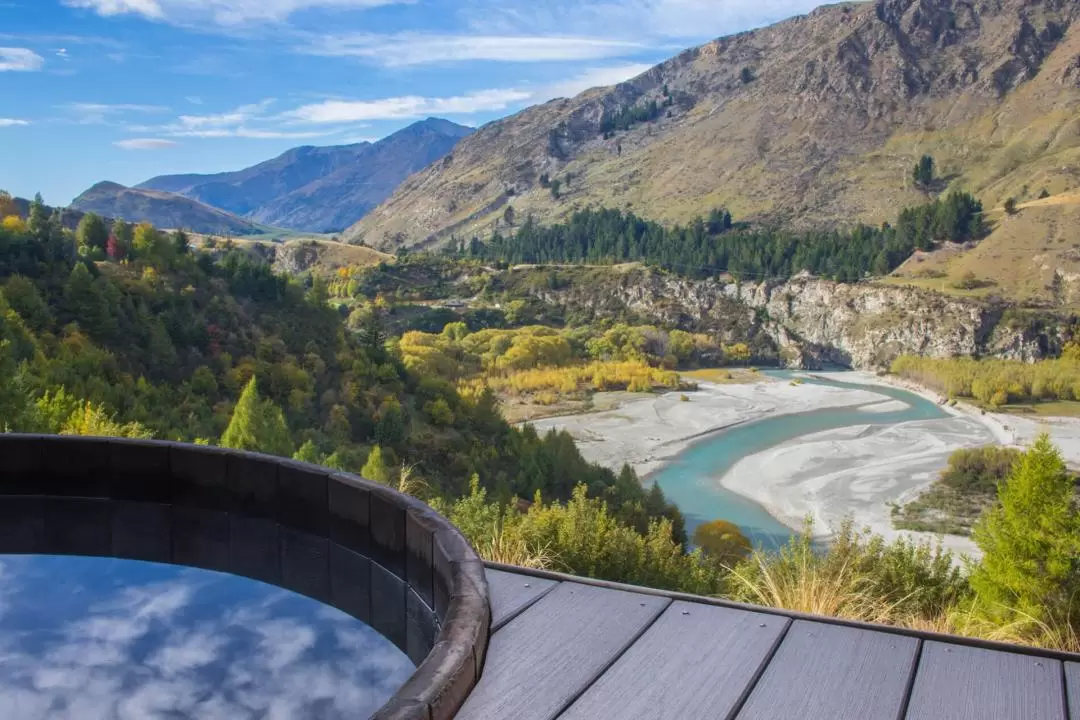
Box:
905;641;1064;720
558;600;789;720
485;568;559;632
1066;663;1080;720
735;619;918;720
456;581;670;720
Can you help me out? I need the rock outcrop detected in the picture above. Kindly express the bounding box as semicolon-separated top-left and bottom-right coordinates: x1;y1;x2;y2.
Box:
520;267;1067;369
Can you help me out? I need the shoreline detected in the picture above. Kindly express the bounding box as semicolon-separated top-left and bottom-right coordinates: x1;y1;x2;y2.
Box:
529;370;1058;557
529;369;1080;557
527;376;888;479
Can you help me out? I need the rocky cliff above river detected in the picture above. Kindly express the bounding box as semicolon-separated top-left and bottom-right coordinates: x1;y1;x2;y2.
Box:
516;267;1067;370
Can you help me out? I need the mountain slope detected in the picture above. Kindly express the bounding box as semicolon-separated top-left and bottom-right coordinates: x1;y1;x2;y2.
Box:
345;0;1080;249
139;118;473;233
71;182;264;235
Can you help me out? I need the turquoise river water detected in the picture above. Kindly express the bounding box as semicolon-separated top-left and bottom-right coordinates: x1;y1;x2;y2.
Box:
650;371;950;548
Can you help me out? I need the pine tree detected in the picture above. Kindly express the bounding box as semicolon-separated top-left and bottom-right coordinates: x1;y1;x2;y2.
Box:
359;311;388;361
220;376;294;456
970;434;1080;623
27;194;49;242
912;154;935;188
172;229;190;255
361;444;392;484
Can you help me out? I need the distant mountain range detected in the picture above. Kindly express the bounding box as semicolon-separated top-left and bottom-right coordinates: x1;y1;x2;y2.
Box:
69;118;472;236
70;182;265;235
135;118;472;233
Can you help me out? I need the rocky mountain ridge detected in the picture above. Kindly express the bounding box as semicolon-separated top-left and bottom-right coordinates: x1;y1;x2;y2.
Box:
347;0;1080;250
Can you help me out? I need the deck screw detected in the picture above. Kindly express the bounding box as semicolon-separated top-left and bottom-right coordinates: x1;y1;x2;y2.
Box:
524;583;531;588
1036;662;1043;667
759;623;767;628
681;610;690;615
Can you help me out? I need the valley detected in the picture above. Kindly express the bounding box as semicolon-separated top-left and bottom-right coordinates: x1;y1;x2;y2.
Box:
7;0;1080;660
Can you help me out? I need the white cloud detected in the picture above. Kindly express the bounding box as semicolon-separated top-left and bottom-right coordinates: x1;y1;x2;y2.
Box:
64;0;403;25
115;138;178;149
175;99;275;130
64;102;170;125
170;127;338;139
285;89;531;124
304;33;648;66
0;118;29;127
0;47;44;71
69;102;169;114
153;99;343;139
465;0;821;42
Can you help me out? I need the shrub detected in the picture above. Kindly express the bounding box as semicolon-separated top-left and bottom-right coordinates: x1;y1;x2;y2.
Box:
692;520;752;566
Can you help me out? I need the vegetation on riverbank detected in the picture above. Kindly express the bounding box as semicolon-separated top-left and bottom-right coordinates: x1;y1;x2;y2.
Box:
892;446;1021;535
891;351;1080;407
447;435;1080;651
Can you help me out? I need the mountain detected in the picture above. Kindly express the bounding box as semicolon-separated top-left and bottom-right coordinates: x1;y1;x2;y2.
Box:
345;0;1080;249
138;118;473;233
70;182;264;235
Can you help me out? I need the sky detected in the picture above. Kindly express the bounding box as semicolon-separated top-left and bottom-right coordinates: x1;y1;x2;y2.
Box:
0;0;822;206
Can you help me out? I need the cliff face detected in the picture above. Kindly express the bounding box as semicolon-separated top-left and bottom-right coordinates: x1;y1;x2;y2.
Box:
523;268;1066;369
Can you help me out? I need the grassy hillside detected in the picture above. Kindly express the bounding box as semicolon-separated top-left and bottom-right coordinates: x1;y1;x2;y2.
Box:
885;192;1080;307
346;0;1080;252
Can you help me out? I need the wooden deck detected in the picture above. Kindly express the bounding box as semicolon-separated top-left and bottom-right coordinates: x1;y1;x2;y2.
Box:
458;565;1080;720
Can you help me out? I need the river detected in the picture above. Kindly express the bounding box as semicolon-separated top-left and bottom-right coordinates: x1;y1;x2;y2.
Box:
648;371;951;548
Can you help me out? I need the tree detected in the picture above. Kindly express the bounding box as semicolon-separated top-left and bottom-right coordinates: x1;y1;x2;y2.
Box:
693;519;753;565
724;342;751;365
550;179;562;199
27;194;50;241
1004;197;1018;215
111;219;133;257
0;190;19;219
912;154;935;188
359;310;388;361
76;213;109;253
172;229;190;256
740;67;754;84
220;376;295;456
133;223;161;258
361;444;392;484
61;401;152;439
1038;189;1051;200
293;439;325;464
503;205;516;227
970;435;1080;624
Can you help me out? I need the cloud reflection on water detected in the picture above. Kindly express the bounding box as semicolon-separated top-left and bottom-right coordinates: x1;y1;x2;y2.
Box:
0;555;414;719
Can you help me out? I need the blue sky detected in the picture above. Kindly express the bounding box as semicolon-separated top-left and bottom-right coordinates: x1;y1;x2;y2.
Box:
0;0;820;205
